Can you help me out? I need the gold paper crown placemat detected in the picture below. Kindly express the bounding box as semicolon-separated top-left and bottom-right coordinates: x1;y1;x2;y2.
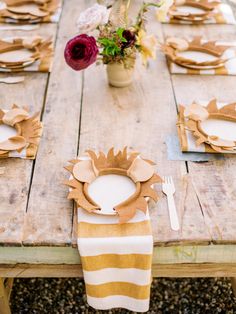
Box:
162;37;236;75
0;104;43;159
0;0;62;24
0;37;53;72
177;99;236;153
64;148;162;223
158;0;236;24
64;148;162;312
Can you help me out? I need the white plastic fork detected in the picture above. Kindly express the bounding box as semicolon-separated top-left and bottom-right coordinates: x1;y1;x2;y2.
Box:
162;176;180;231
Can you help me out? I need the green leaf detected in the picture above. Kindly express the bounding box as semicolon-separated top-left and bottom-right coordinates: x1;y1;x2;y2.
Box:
98;38;114;46
98;35;121;56
116;27;127;43
116;27;124;38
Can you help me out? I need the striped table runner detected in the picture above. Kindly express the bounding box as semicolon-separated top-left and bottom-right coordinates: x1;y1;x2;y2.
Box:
77;207;153;312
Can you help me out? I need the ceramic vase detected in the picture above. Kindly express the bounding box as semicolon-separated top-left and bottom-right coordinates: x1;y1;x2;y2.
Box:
106;63;135;88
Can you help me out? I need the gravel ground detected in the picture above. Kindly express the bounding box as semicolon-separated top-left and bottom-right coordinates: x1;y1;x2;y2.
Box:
10;277;236;313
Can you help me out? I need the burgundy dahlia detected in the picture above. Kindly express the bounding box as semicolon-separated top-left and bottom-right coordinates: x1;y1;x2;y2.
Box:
122;30;136;49
64;34;98;71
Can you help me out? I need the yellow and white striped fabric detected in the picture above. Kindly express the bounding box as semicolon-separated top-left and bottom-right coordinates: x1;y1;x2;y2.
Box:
168;41;236;75
77;207;153;312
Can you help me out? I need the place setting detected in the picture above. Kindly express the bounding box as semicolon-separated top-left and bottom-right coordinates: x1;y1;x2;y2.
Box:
161;36;236;75
64;147;181;311
0;36;54;72
177;99;236;153
0;0;62;24
157;0;236;24
0;104;42;159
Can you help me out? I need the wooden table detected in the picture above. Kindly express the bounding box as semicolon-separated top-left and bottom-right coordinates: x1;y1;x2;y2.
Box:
0;0;236;313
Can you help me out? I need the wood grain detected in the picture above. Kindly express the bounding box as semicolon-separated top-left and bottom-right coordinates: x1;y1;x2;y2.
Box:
0;75;48;245
163;23;236;244
0;0;235;251
0;263;236;278
22;0;83;246
0;278;11;314
75;0;210;246
231;277;236;297
2;244;236;264
0;24;56;246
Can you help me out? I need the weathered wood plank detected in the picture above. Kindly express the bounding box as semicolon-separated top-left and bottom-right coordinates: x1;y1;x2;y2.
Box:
0;278;11;314
231;277;236;297
0;263;236;278
1;244;236;264
0;25;57;246
163;23;236;244
75;1;210;246
22;0;83;246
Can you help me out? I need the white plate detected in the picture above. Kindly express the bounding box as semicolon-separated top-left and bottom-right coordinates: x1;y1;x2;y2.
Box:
175;5;207;15
177;50;218;63
175;50;224;69
200;118;236;141
87;174;137;215
0;48;33;64
7;4;48;17
0;123;17;142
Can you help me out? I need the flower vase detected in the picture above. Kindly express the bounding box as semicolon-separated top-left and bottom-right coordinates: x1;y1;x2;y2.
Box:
106;63;134;88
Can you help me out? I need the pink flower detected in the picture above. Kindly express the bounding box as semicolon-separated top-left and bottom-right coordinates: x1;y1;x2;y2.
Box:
64;34;98;71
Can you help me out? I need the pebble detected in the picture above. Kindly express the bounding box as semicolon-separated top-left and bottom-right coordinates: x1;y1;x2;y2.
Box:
10;278;236;313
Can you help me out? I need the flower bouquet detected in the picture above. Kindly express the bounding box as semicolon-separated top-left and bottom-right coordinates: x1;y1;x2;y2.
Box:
64;1;170;87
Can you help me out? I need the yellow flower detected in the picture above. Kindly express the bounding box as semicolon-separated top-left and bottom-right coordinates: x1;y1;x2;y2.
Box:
156;0;174;22
137;30;157;65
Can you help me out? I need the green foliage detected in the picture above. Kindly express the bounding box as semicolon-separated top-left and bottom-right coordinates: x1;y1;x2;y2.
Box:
98;28;129;57
98;37;121;56
116;28;127;43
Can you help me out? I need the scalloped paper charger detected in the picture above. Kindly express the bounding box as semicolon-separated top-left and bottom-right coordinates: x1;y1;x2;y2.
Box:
177;99;236;153
0;0;62;24
0;36;53;72
162;37;236;75
0;104;43;159
64;148;162;223
157;0;236;24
